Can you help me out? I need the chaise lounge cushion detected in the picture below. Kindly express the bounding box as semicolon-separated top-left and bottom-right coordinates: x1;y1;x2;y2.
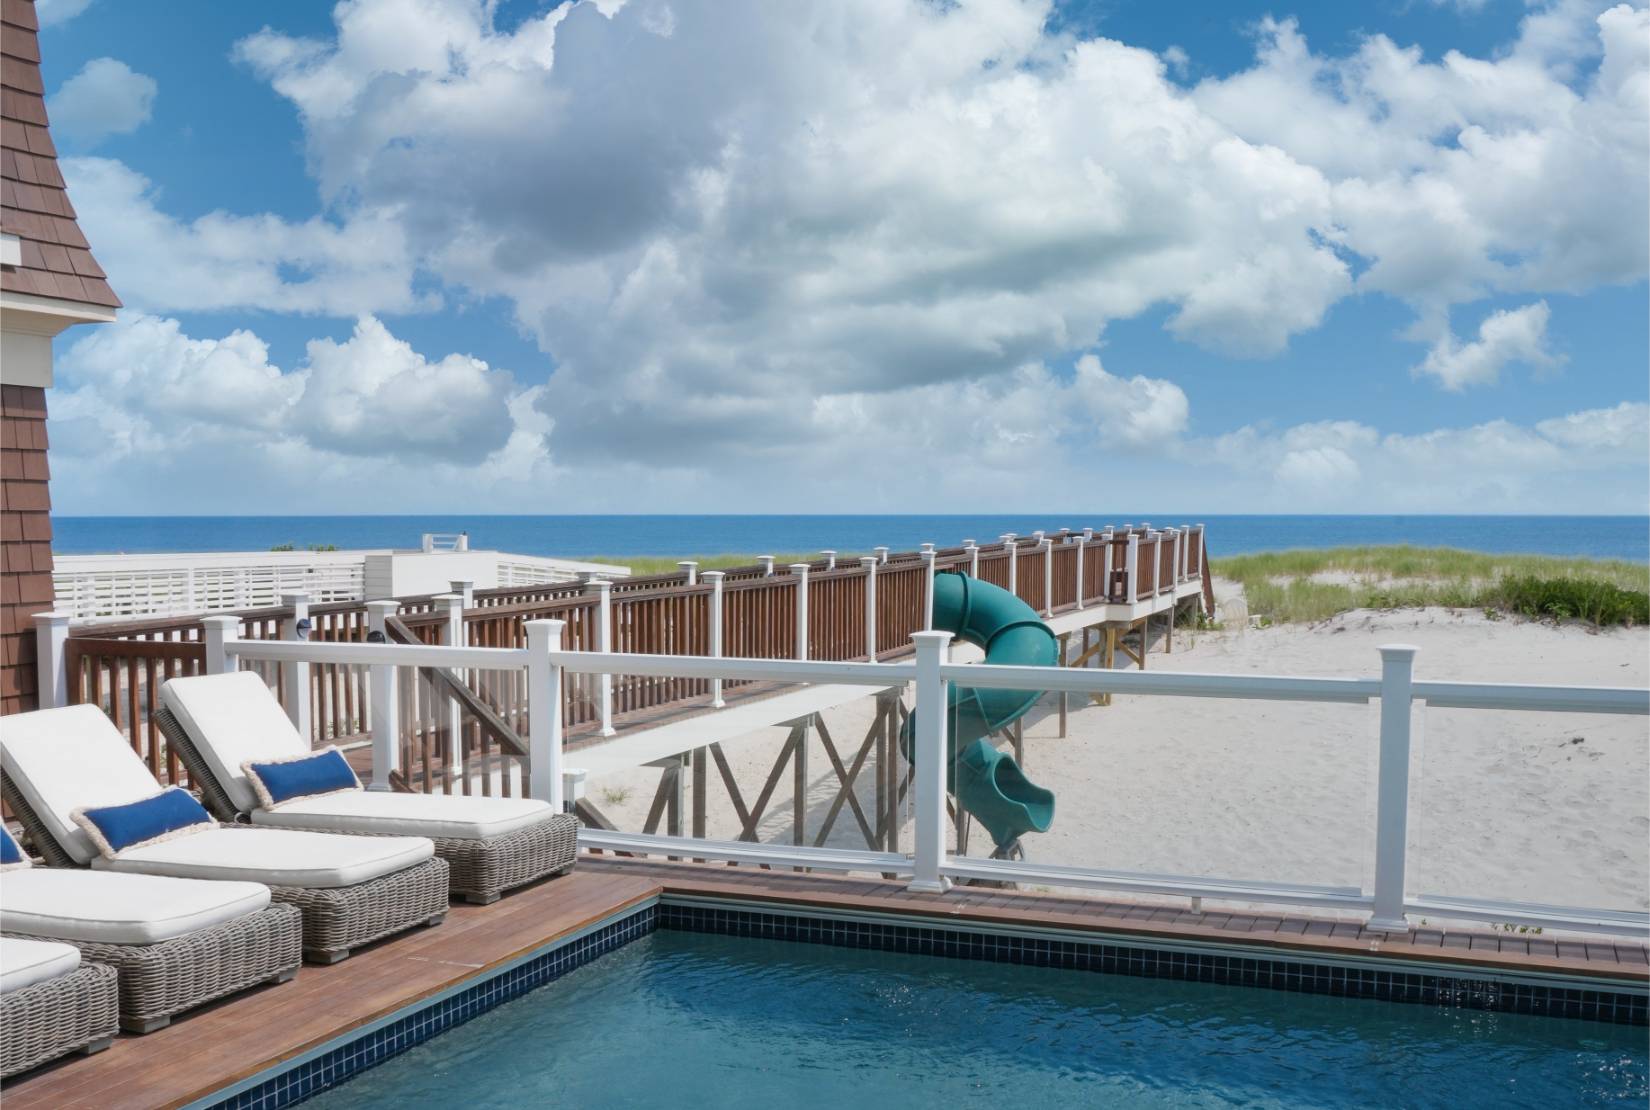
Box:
0;869;271;946
0;705;174;865
159;672;309;815
0;937;80;994
91;826;434;889
250;790;553;840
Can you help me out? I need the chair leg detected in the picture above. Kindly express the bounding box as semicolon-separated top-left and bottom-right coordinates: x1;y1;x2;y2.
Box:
269;967;298;984
306;948;350;965
460;891;500;906
123;1014;171;1034
79;1036;115;1056
426;913;447;927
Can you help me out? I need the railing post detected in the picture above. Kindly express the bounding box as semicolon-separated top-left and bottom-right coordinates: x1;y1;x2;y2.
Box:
1041;538;1053;616
790;564;810;661
874;546;889;565
1178;524;1191;580
32;612;70;708
965;541;979;578
908;630;953;894
821;550;836;571
438;593;465;777
202;615;239;675
1074;538;1086;611
759;555;775;577
920;542;935;556
1125;534;1139;602
1001;534;1018;594
703;571;726;708
921;549;937;631
1370;644;1418;933
677;560;698;586
449;579;474;608
280;591;312;744
588;578;615;736
364;600;400;791
525;619;565;810
860;557;878;660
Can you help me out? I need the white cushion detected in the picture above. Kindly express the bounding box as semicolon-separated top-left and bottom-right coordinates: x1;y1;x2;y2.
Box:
0;937;80;994
1;868;270;945
0;705;164;865
91;826;433;889
160;672;307;815
250;791;553;840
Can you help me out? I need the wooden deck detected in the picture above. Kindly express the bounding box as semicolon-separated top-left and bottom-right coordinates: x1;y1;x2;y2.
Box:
7;857;1646;1109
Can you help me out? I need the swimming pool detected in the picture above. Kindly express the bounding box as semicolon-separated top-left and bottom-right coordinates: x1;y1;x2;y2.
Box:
306;929;1647;1109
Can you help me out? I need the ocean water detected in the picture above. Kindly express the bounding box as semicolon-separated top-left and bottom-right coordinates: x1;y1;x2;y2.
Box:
307;930;1648;1109
51;514;1649;561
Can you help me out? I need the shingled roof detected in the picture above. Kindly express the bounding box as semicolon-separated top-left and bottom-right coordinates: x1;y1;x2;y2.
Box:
0;0;119;309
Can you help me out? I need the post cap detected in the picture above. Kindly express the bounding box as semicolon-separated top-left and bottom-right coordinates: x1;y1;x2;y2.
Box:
701;570;725;581
364;598;400;612
280;591;310;606
788;563;811;572
1378;643;1420;659
32;611;71;626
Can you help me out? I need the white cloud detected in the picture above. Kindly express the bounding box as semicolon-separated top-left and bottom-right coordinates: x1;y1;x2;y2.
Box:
1206;403;1648;510
60;158;430;316
52;314;526;467
35;0;93;28
1071;354;1189;447
1414;301;1562;390
48;58;156;145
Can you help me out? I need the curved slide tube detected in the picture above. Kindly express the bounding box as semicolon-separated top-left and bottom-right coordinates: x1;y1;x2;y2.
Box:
900;572;1057;851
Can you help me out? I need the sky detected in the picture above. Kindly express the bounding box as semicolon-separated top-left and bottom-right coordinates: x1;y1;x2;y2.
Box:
31;0;1650;515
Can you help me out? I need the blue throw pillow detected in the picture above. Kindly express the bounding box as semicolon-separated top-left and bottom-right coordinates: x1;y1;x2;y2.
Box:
70;787;215;861
242;747;360;810
0;824;29;871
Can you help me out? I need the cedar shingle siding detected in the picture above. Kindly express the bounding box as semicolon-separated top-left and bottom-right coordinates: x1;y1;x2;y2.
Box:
2;0;120;712
0;384;52;713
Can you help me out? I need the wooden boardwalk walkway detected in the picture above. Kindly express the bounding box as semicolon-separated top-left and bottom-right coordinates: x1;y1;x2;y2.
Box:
7;857;1645;1109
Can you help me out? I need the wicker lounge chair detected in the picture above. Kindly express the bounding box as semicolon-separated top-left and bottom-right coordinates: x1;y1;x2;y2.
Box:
1;826;301;1032
0;937;118;1077
0;706;449;965
158;671;577;904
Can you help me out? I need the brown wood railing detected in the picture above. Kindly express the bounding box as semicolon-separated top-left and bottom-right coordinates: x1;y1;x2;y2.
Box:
57;527;1209;787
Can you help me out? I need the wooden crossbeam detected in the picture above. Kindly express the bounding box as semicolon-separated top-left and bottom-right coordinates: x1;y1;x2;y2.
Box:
811;714;878;847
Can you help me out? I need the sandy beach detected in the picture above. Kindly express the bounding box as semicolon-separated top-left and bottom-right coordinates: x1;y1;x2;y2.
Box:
583;604;1648;921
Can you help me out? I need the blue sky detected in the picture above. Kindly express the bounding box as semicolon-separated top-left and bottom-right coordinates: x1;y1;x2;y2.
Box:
32;0;1649;514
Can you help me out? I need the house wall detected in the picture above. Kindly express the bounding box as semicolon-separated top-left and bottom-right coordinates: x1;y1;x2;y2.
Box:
0;383;51;714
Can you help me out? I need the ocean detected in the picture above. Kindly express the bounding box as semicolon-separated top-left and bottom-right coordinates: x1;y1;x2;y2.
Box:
50;515;1650;562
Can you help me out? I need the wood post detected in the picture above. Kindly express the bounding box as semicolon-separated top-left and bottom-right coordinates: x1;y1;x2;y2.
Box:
790;564;810;661
280;591;311;744
438;593;465;784
588;578;615;734
1370;644;1418;932
32;611;69;709
921;549;937;631
202;615;238;676
525;619;565;810
704;571;726;708
908;631;952;893
365;600;400;791
861;556;878;661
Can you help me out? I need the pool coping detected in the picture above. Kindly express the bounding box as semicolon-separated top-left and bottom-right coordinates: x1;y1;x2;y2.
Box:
197;888;1647;1109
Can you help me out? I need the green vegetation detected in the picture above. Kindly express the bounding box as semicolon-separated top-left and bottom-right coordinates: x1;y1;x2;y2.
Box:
588;552;858;576
269;543;339;552
1211;546;1648;627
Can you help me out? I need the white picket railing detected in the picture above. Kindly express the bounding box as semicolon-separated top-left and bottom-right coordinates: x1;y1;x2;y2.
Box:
212;628;1649;938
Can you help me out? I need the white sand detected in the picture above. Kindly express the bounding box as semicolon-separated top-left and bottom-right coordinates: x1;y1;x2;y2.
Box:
585;607;1648;922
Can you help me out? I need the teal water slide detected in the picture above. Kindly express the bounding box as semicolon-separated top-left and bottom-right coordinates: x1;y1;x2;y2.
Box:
899;571;1057;852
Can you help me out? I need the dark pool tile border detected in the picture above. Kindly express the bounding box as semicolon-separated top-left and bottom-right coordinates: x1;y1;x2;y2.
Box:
657;902;1649;1027
203;908;658;1110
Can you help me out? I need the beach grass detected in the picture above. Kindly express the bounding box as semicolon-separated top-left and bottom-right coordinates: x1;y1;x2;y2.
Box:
1211;545;1649;626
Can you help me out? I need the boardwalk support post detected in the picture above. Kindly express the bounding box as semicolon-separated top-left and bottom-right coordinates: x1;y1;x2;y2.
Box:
1369;644;1418;933
526;619;565;810
908;631;953;894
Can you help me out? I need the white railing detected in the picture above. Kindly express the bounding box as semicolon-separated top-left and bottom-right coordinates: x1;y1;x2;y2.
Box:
197;623;1647;938
52;547;629;622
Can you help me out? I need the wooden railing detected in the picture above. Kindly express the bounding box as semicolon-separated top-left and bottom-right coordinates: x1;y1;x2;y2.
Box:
53;526;1210;793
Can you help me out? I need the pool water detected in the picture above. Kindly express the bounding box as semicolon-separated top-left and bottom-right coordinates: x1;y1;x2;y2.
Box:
308;930;1647;1109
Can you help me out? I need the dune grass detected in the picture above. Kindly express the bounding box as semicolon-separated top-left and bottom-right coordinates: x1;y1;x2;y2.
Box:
1211;545;1649;627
